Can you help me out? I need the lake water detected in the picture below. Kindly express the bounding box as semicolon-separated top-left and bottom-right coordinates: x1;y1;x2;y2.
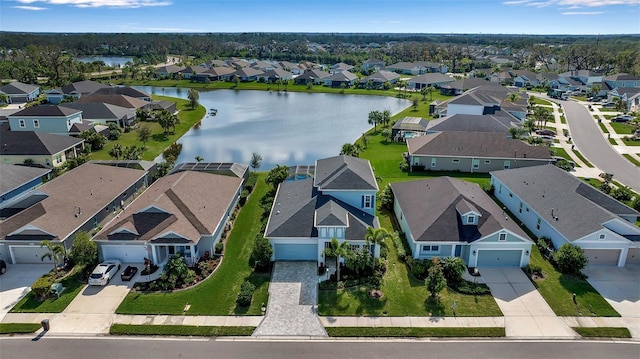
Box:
134;86;410;169
76;56;135;67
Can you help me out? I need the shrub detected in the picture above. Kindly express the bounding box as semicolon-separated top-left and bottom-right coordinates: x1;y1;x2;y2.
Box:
391;232;406;261
31;275;54;300
425;260;446;299
214;241;224;255
554;243;587;275
70;231;98;270
244;173;258;193
250;236;273;272
236;281;256;307
453;280;491;295
440;257;466;286
239;189;249;206
525;264;543;277
378;184;394;211
399;161;409;172
406;257;432;280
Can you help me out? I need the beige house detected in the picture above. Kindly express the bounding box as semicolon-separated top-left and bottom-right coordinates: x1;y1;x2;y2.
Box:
0;125;85;168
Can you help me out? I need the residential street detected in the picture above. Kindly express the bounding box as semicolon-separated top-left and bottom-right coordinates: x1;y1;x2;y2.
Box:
559;99;640;192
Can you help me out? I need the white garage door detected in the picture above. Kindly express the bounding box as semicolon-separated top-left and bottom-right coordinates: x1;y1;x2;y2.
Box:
10;246;54;264
584;249;621;266
477;250;523;267
101;245;148;263
273;243;317;261
625;248;640;265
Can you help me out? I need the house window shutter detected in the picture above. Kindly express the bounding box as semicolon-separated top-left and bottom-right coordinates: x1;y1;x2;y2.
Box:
361;196;365;208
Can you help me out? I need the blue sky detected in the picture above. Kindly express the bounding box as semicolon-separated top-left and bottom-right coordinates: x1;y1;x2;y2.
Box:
1;0;638;34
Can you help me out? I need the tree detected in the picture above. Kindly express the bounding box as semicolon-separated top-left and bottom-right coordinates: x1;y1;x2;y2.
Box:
523;118;536;134
611;185;633;202
381;110;391;127
265;164;290;188
425;258;446;299
340;143;360;157
381;128;391;143
412;97;419;110
378;184;394;210
108;143;123;159
590;84;601;97
368;110;382;132
137;125;151;148
344;247;373;275
365;227;390;269
554;243;587;275
250;236;273;272
440;257;466;286
323;238;351;282
187;88;199;110
122;145;143;160
70;231;97;269
507;92;521;103
195;155;204;163
426;86;434;101
420;86;428;101
107;123;122;140
250;152;262;171
631;196;640;212
40;240;66;271
79;131;107;151
136;108;150;122
531;106;552;129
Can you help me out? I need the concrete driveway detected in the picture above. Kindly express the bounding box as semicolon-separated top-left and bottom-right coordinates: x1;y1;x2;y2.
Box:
0;264;51;321
584;265;640;337
253;262;326;337
480;267;576;338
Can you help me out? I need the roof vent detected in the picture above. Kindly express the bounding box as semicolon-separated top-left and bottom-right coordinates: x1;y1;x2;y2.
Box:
276;210;280;215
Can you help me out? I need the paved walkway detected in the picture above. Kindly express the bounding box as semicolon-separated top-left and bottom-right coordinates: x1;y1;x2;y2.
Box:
253;262;327;337
480;267;576;338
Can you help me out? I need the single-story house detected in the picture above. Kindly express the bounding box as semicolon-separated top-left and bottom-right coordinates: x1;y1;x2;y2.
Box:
169;162;249;181
181;65;210;79
329;62;354;74
146;100;177;114
8;105;83;135
91;87;151;101
61;102;136;128
362;59;386;73
230;68;264;82
294;69;330;85
257;68;294;83
77;94;148;109
359;70;400;88
93;169;243;265
0;82;40;104
391;117;428;142
407;73;455;90
0;163;148;263
0;164;51;219
194;66;235;82
559;70;603;86
608;87;640;112
59;80;110;101
491;165;640;267
511;70;539;88
392;177;533;267
425;113;519;135
407;131;552;173
0;124;85;168
439;78;489;96
264;155;380;265
413;61;448;74
155;64;186;79
323;71;358;88
250;60;278;72
385;62;421;75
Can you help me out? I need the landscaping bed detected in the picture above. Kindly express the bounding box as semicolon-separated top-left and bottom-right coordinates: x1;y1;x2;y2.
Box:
10;269;85;314
325;327;505;337
109;324;255;336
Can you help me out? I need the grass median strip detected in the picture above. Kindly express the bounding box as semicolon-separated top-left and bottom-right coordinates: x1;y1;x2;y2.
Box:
325;327;505;337
623;154;640;166
109;324;255;336
0;323;41;334
573;327;631;338
572;149;593;167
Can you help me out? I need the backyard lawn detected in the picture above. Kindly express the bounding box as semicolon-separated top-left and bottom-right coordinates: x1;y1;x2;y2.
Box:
91;95;205;161
116;174;270;315
317;212;502;317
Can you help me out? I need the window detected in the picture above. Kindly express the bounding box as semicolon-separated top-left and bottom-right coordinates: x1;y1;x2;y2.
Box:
504;160;511;169
498;184;502;194
499;233;507;241
350;244;360;251
336;228;343;238
467;215;474;224
536;218;541;230
55;154;62;164
33;119;39;128
363;195;373;209
598;234;606;240
320;228;327;237
422;245;439;253
431;158;437;168
19;119;25;128
484;160;491;164
324;241;332;249
452;159;460;163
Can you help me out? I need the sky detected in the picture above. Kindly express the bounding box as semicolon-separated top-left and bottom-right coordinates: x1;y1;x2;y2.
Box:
0;0;638;35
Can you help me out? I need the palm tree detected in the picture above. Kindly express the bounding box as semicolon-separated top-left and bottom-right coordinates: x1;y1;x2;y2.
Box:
590;84;601;97
40;240;66;271
426;86;434;101
323;238;350;281
420;86;428;101
532;106;552;129
368;110;382;132
108;143;123;159
523;118;536;134
340;143;360;157
365;227;390;270
195;155;204;163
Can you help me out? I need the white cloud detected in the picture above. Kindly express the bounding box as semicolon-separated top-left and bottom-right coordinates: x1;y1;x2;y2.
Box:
562;10;606;14
13;5;48;10
503;0;637;7
15;0;172;8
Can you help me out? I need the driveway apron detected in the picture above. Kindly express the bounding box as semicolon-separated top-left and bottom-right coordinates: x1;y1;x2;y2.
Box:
253;261;327;336
480;267;576;338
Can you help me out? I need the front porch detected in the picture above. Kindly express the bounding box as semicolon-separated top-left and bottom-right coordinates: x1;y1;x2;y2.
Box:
150;243;200;267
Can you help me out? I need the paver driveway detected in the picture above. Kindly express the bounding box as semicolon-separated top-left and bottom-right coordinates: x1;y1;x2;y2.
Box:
253;261;326;336
480;267;576;338
0;264;50;321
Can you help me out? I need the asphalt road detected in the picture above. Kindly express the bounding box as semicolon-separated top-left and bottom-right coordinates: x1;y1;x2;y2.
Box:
559;99;640;192
1;338;638;359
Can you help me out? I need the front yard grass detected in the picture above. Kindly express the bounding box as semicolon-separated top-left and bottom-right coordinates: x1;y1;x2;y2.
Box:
622;138;640;146
0;323;41;334
10;271;85;313
623;154;640;166
573;327;631;338
609;122;635;135
326;327;505;337
528;246;619;317
531;97;552;106
116;174;270;315
90;95;205;161
109;324;255;336
318;211;502;317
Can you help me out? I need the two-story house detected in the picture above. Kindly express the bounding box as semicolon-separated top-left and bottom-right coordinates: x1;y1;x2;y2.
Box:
8;105;83;135
264;155;380;266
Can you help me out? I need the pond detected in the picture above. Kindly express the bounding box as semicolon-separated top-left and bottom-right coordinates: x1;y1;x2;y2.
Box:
76;56;135;67
134;86;410;169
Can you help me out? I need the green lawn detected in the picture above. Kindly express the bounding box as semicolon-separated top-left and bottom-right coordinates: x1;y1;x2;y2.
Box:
91;95;205;161
318;211;502;317
109;324;255;336
572;149;593;167
11;272;85;313
623;154;640;166
598;108;619;113
531;98;552;106
326;327;505;337
116;174;270;315
622;138;640;146
528;246;619;317
550;147;571;161
573;327;631;338
609;122;635;135
598;123;609;133
0;323;41;334
559;115;566;124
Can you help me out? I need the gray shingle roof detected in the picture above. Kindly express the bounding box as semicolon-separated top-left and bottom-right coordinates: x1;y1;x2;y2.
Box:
604;73;640;81
491;165;640;241
408;131;551;160
91;86;150;99
361;70;399;83
61;80;109;95
0;82;39;95
325;71;357;81
296;69;330;81
314;155;378;191
440;78;489;90
0;164;51;196
0;124;84;156
408;73;455;85
11;105;81;117
426;113;518;133
61;103;133;121
391;177;530;242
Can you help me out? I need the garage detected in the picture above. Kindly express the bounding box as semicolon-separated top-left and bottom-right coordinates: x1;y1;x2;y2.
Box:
100;245;148;263
477;249;523;267
626;248;640;265
9;245;54;264
273;243;317;261
584;249;621;266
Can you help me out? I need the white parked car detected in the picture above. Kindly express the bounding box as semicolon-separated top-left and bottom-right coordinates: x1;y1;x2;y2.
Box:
88;260;121;286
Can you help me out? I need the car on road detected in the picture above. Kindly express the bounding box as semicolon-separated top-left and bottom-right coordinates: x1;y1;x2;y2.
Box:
0;260;6;275
88;260;121;286
535;129;556;136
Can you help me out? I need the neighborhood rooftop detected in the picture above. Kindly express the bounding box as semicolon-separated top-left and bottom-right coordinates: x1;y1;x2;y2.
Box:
314;155;378;191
